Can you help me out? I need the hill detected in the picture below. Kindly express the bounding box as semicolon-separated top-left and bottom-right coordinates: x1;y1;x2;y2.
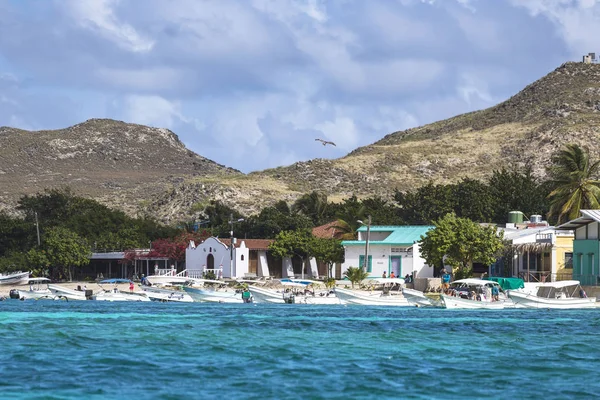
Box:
2;62;600;223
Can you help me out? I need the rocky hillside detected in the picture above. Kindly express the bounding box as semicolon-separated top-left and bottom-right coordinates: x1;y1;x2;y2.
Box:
0;119;240;218
2;62;600;223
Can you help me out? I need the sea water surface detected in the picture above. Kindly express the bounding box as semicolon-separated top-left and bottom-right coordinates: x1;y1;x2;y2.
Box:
1;301;600;400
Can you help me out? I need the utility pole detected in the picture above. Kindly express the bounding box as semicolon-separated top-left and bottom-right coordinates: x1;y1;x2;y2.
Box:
228;213;244;278
35;211;41;246
357;215;372;273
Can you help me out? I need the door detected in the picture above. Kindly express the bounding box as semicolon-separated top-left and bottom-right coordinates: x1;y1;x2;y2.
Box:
390;256;401;278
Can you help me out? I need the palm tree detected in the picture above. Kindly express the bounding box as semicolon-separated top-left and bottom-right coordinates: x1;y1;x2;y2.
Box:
547;144;600;224
291;191;329;225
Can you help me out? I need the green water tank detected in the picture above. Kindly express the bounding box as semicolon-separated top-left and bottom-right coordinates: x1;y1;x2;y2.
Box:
508;211;524;224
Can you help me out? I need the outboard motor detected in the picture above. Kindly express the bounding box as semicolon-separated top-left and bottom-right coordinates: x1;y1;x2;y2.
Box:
9;289;20;300
84;289;94;300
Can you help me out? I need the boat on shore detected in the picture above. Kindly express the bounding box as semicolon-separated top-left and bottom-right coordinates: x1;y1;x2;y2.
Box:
0;271;30;286
95;279;150;302
17;278;52;300
440;279;506;309
248;281;340;304
183;280;241;303
48;284;93;300
508;280;596;309
140;285;193;302
334;278;410;306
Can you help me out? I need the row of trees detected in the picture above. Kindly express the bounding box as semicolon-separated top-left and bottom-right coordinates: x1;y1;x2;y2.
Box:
1;144;598;280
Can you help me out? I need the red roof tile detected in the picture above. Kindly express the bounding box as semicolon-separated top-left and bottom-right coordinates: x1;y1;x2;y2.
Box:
312;221;344;239
219;238;274;250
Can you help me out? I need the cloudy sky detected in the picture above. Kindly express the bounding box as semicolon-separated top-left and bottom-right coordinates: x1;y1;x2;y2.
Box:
0;0;598;172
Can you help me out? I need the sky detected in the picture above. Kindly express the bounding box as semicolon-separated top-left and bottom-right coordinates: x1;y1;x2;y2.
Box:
1;0;599;173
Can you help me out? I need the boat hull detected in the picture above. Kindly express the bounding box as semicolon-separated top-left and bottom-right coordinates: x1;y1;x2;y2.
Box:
17;289;53;300
0;271;30;285
402;288;437;307
441;294;505;309
334;288;410;306
183;286;241;303
508;290;597;309
48;284;89;301
248;286;340;304
141;287;193;302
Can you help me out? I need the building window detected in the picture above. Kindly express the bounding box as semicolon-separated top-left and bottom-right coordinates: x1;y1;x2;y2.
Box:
564;252;573;269
241;255;244;261
391;247;401;253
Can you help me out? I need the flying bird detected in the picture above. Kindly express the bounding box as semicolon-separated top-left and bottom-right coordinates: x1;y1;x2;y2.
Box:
315;138;336;147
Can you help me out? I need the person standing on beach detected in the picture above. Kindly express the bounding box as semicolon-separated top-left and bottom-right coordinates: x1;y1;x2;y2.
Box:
382;271;387;279
129;281;134;293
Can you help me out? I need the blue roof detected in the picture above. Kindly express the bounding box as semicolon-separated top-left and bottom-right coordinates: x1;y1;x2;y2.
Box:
342;225;434;246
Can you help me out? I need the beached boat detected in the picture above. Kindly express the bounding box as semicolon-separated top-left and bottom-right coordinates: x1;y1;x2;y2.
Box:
0;271;30;285
440;279;506;309
183;281;241;303
140;285;193;302
95;279;150;302
248;281;340;304
507;280;596;309
334;278;411;306
48;284;93;301
401;287;438;307
17;278;52;300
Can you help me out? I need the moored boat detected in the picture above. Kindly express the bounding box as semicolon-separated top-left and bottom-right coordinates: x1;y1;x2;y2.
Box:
183;281;241;303
48;284;92;301
0;271;30;285
17;278;52;300
140;285;193;302
334;279;410;306
508;280;596;309
440;279;506;309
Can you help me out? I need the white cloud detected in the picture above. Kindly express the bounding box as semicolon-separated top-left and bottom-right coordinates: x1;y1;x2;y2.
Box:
510;0;600;54
61;0;154;52
123;95;182;128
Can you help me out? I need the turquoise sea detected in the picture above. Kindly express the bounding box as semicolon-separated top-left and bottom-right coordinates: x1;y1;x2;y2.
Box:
1;301;599;400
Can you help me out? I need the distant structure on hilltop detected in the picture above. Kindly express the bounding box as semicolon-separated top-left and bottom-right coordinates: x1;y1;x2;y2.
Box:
583;52;598;63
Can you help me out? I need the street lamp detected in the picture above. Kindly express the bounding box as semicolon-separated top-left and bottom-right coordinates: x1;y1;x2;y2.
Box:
357;215;372;273
229;213;245;278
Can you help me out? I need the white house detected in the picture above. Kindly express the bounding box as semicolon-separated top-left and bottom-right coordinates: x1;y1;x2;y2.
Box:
341;226;435;279
185;237;274;279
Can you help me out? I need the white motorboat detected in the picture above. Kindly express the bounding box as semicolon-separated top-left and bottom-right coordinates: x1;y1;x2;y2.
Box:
441;279;506;310
401;287;438;307
95;279;150;302
334;279;410;306
17;278;52;300
0;271;30;285
183;281;241;303
48;284;92;301
508;280;597;309
249;281;340;304
140;285;193;302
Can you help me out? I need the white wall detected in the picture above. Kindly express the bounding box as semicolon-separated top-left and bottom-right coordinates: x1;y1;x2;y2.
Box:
341;243;433;279
185;237;251;278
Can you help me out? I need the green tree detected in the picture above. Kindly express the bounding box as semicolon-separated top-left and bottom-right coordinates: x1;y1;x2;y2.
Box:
452;178;494;222
419;213;504;278
344;266;369;288
394;182;456;224
28;227;91;281
245;204;313;239
311;238;344;278
269;229;315;278
547;144;600;224
487;167;550;224
292;191;330;226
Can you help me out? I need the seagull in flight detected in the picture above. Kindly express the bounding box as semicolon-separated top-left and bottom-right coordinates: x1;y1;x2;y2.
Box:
315;138;336;147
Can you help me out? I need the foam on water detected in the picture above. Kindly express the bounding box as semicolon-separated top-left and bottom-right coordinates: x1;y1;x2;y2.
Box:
1;301;599;399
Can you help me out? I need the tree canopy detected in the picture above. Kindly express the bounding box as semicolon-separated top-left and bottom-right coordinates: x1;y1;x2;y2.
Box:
419;213;504;279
